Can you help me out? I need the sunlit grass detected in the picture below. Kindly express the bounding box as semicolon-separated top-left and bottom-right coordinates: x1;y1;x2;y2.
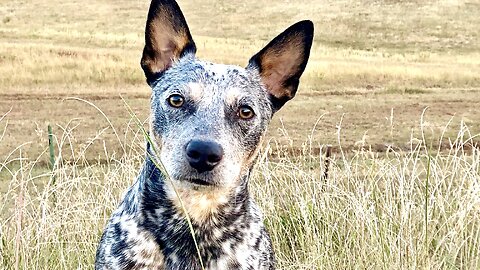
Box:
1;0;480;269
1;0;479;92
0;111;479;269
1;36;479;92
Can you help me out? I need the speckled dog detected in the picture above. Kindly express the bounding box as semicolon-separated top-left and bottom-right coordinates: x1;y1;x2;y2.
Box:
95;0;313;269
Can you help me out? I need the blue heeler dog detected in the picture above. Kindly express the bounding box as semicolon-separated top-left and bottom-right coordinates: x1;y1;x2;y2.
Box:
95;0;313;269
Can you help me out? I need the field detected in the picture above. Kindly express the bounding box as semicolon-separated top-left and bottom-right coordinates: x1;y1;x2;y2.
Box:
1;0;480;269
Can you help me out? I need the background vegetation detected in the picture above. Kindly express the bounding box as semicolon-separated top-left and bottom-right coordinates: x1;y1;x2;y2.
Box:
1;0;479;269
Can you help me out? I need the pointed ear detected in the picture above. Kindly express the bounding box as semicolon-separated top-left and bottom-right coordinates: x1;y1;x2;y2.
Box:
247;20;314;112
141;0;196;85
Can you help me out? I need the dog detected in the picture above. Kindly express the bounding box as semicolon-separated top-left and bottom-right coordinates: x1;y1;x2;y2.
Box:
95;0;313;269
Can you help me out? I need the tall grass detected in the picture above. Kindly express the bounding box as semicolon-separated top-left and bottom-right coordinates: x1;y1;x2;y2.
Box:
0;112;479;269
257;135;480;269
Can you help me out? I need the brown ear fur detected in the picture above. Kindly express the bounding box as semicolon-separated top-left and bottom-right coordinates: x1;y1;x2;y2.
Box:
141;0;196;85
247;20;314;111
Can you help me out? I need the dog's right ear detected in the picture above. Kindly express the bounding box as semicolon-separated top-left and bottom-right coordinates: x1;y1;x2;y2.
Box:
141;0;196;85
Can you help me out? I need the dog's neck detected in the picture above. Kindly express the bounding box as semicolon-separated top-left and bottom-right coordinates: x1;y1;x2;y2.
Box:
130;153;259;267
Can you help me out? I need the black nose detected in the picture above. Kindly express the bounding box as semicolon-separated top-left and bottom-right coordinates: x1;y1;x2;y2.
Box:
186;140;224;173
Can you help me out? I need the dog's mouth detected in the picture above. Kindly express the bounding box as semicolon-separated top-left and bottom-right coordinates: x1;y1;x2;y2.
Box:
185;178;214;186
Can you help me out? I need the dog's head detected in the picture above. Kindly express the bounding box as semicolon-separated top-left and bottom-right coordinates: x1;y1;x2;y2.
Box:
142;0;313;191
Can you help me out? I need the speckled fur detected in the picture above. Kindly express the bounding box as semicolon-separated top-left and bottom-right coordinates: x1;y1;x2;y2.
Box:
96;58;275;270
95;1;313;269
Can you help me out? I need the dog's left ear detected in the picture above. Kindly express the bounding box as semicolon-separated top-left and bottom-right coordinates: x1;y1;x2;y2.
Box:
141;0;196;85
247;20;314;112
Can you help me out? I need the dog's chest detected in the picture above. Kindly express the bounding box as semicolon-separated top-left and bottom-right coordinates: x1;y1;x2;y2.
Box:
110;217;165;269
115;217;267;270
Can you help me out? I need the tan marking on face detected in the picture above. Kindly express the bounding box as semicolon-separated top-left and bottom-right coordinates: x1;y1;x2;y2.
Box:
187;82;204;102
225;88;241;106
164;181;233;223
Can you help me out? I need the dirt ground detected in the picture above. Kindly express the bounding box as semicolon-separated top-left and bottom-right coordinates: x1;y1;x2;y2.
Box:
2;86;479;162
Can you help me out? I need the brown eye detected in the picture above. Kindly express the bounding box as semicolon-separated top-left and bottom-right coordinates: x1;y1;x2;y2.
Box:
167;94;184;108
238;105;255;120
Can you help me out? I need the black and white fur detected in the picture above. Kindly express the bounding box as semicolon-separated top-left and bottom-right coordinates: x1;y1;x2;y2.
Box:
95;0;313;269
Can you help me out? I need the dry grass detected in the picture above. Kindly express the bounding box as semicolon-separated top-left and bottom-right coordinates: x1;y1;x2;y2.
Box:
2;0;480;90
1;0;480;159
1;113;479;269
1;0;480;269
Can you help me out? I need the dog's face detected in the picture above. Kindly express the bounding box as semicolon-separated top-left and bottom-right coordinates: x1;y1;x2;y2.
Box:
141;0;313;190
149;58;272;188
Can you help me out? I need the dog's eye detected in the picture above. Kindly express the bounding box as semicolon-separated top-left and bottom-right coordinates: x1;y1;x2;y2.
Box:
238;105;255;120
167;94;185;108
